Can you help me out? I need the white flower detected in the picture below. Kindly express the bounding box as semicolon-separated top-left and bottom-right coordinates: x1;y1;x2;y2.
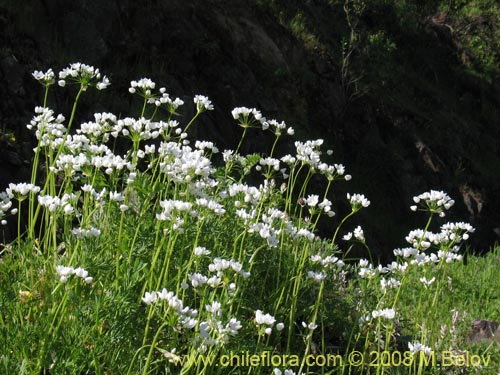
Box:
307;271;326;282
194;246;211;256
408;342;432;355
205;301;222;317
347;193;370;211
6;183;41;200
305;194;319;207
231;107;265;125
129;78;155;95
276;322;285;331
302;321;318;330
380;277;401;291
372;308;396;320
419;276;436;288
255;310;276;326
343;232;353;241
189;273;208;288
353;226;365;241
412;190;455;216
194;95;214;112
58;63;109;90
142;291;158;305
32;68;55;85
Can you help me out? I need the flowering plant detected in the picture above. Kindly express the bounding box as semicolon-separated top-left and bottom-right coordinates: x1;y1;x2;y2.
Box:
0;63;486;375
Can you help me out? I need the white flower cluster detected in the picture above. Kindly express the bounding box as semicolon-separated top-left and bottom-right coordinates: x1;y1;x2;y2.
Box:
0;192;12;225
197;302;242;349
395;221;474;265
371;308;396;320
208;257;250;279
231;107;266;128
410;190;454;217
301;194;335;217
77;112;117;142
227;183;262;207
347;193;370;212
158;142;216;184
133;82;184;114
248;209;284;248
6;183;41;200
194;95;214;112
50;153;88;176
156;199;194;222
58;62;110;90
358;259;402;279
255;309;284;335
419;276;436;288
380;277;401;291
186;256;249;290
128;78;156;97
32;68;55;86
318;162;351;181
71;227;101;239
408;342;432;355
142;288;199;331
195;140;219;154
194;246;211;256
295;139;323;168
56;265;93;284
195;197;226;215
26;107;66;149
38;193;76;215
308;253;345;283
343;225;365;241
262;119;294;136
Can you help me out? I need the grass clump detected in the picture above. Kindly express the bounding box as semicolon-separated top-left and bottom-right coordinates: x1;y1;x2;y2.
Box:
0;63;499;375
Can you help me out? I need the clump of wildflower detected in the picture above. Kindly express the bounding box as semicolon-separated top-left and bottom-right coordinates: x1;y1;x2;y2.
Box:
411;190;454;217
58;63;109;90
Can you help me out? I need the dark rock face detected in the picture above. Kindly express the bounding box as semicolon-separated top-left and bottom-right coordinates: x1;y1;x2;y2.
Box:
1;0;499;259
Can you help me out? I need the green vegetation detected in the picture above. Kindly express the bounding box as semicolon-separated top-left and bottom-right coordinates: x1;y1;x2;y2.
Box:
1;63;500;374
